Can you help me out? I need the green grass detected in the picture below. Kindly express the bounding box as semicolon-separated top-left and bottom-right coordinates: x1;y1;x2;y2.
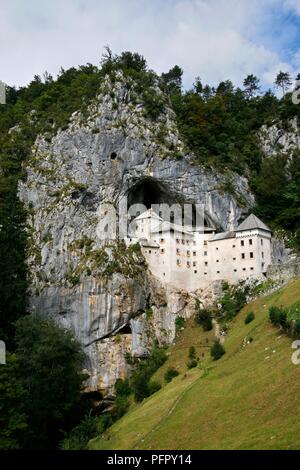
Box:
89;278;300;450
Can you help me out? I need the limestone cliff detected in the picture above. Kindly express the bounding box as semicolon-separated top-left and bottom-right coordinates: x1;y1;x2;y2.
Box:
18;71;254;393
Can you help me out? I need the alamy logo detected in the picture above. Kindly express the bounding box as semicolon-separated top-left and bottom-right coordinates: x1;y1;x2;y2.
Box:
0;81;6;105
0;340;6;365
291;340;300;365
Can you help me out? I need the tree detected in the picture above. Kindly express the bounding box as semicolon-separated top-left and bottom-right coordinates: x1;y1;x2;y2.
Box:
0;354;28;449
14;314;86;448
243;74;260;98
275;71;292;97
160;65;183;95
194;76;203;95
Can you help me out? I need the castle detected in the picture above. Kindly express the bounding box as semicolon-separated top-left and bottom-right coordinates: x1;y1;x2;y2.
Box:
126;209;272;291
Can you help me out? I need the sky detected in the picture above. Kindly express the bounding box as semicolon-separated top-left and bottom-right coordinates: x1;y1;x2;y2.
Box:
1;0;300;91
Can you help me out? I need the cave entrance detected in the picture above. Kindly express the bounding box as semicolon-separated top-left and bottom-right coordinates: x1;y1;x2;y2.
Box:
127;177;180;221
117;323;132;335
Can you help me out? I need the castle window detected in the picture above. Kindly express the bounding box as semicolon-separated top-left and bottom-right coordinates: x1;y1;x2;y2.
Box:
193;261;197;267
193;251;196;256
250;252;254;259
217;271;220;274
204;272;208;275
160;249;165;254
205;261;208;266
186;240;190;246
204;240;208;246
250;267;254;271
233;257;236;261
193;241;196;246
194;270;197;274
182;240;185;245
176;239;180;244
149;250;151;254
232;244;236;248
249;239;253;245
234;269;237;272
176;248;181;255
241;240;245;247
216;247;219;251
216;260;219;263
261;252;264;258
204;251;208;256
160;238;164;243
243;268;246;271
177;259;181;266
241;253;245;259
261;239;264;246
187;261;191;268
187;251;191;257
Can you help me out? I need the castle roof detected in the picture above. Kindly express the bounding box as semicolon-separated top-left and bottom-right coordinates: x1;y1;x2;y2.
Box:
151;221;193;236
209;231;236;242
134;208;163;221
236;214;271;232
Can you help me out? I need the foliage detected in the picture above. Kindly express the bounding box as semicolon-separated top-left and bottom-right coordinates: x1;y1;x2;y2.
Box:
175;315;186;331
14;314;86;448
195;299;213;331
210;340;225;361
245;312;255;325
187;359;198;369
269;303;300;339
218;282;249;320
164;367;179;383
130;344;167;402
0;354;28;449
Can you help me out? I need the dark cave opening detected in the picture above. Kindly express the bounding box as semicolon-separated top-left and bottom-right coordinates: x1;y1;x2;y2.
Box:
127;178;176;209
117;323;132;335
126;177;218;230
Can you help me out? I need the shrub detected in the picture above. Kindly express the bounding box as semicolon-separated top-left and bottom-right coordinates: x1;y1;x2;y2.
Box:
245;312;255;324
164;367;179;383
188;346;197;359
210;340;225;361
175;316;186;331
269;306;287;328
187;359;198;369
114;378;131;397
148;380;162;395
195;304;213;331
130;344;167;402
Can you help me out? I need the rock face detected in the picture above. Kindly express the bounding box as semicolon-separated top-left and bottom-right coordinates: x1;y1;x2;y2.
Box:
260;117;300;157
19;71;255;393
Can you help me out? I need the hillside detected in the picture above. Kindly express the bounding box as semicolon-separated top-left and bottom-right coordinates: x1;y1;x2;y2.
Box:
89;278;300;450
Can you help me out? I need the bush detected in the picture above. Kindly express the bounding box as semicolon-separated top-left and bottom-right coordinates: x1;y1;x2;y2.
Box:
130;344;167;402
148;381;162;395
196;305;213;331
164;367;179;383
114;378;131;397
210;340;225;361
188;346;196;359
245;312;255;324
175;316;186;331
187;359;198;369
269;306;287;328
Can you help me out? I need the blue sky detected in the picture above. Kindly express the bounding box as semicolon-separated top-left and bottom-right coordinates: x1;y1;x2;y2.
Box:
0;0;300;91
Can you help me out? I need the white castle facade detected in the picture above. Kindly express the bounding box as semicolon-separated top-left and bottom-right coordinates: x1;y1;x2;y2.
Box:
125;209;272;291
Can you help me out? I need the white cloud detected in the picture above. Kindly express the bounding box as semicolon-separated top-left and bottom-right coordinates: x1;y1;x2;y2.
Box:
0;0;297;90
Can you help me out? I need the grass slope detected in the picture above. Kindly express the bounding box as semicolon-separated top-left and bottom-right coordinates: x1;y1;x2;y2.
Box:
89;278;300;450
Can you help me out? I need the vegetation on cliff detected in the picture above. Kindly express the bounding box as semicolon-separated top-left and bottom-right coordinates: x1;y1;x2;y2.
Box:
89;278;300;450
